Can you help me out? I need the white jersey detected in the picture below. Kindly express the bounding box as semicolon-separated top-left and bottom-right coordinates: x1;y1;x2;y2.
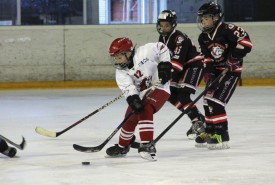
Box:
116;42;171;99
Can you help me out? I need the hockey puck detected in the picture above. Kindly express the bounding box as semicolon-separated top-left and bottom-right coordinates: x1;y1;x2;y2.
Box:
82;162;90;165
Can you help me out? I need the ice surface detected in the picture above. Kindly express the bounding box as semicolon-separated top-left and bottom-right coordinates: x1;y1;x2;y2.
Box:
1;87;275;185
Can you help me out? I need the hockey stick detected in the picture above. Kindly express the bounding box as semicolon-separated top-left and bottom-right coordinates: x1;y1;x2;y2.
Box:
131;68;229;148
35;93;124;138
0;135;26;150
73;80;161;153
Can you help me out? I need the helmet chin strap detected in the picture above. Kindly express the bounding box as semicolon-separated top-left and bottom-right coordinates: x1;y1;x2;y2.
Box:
160;31;170;37
126;47;135;69
162;29;175;45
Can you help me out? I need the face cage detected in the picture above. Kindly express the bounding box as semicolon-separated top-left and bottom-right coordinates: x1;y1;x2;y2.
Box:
156;20;175;37
110;54;130;70
196;15;216;34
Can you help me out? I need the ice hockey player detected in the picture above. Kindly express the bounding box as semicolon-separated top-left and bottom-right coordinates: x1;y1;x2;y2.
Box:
157;10;205;139
0;138;17;158
106;37;172;161
195;2;252;149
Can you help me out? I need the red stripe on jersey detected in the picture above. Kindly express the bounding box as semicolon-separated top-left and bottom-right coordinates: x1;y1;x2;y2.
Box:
171;60;183;71
185;54;203;64
217;66;243;73
239;38;253;48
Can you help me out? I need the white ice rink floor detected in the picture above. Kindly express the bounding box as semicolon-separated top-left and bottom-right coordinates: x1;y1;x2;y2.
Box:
1;87;275;185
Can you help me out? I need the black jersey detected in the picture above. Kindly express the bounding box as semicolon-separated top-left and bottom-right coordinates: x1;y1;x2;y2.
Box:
159;30;203;73
198;22;252;73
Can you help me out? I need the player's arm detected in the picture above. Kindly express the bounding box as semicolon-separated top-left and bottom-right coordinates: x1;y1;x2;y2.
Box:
156;42;172;84
116;70;144;114
226;24;253;70
169;36;189;78
116;70;138;98
227;24;252;59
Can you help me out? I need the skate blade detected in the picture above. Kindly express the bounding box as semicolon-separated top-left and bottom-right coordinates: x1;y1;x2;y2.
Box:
207;142;230;150
187;134;197;140
104;154;127;158
195;143;207;148
139;152;157;161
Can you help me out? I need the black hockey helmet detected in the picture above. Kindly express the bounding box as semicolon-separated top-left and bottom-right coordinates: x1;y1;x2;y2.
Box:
197;2;223;33
157;10;177;36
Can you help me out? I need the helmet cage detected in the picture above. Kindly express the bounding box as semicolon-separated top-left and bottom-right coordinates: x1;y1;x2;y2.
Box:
197;14;220;33
110;52;132;70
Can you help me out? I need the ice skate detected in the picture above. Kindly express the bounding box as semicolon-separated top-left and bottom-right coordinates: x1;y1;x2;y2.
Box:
106;144;130;157
138;142;157;161
195;132;212;148
187;114;205;140
105;135;136;157
207;132;230;150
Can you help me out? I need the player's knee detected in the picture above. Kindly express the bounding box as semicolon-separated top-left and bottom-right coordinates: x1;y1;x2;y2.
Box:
207;100;226;115
177;89;192;105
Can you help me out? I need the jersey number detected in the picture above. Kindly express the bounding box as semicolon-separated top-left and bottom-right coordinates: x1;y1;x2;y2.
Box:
234;27;246;37
134;70;143;78
228;24;246;38
174;46;182;55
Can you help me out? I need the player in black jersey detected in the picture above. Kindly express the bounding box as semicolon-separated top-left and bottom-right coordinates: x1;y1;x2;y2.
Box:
195;2;252;149
157;10;205;139
0;138;17;158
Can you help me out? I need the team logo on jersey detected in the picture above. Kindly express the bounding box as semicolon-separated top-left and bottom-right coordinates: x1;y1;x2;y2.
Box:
210;43;225;60
176;36;184;44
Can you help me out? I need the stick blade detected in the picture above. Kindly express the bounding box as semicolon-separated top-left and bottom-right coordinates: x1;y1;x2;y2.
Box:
73;144;101;153
35;127;57;138
19;137;26;150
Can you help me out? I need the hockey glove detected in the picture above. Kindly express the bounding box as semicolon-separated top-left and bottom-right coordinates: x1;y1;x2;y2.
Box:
226;56;241;72
157;61;172;84
203;57;214;73
126;94;145;114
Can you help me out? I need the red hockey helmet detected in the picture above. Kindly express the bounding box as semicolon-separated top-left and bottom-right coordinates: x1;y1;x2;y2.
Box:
109;37;133;56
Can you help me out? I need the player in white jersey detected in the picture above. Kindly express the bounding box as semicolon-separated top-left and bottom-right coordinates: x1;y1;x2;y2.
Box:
106;37;172;161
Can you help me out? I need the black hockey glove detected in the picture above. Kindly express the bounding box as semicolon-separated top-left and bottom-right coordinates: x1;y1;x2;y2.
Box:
157;61;172;84
126;94;145;114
